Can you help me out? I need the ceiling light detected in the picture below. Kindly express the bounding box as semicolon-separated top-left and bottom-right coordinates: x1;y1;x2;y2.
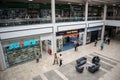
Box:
113;4;116;6
28;0;33;1
68;3;71;5
79;4;82;5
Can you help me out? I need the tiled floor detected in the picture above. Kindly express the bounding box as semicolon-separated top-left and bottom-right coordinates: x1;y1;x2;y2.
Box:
0;39;120;80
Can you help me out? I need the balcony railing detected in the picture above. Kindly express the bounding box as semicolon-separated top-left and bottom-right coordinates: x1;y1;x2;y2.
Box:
106;16;120;20
0;17;104;27
0;18;52;27
56;17;85;22
88;17;102;21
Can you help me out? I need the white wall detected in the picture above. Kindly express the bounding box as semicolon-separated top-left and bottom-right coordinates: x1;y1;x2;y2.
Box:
0;24;53;33
0;27;53;39
40;34;52;40
88;20;104;27
105;20;120;27
57;23;86;32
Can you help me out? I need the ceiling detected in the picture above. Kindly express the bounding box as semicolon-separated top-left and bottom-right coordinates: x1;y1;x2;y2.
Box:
1;0;120;5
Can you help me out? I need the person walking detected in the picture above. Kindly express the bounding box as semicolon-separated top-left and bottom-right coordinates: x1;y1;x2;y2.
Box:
74;40;77;51
94;39;97;47
59;54;63;66
53;53;58;65
35;53;39;63
105;36;108;43
100;42;105;50
108;37;110;45
39;53;42;59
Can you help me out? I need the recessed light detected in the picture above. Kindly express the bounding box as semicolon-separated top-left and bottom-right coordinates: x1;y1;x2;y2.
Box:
113;4;116;6
68;3;71;4
28;0;33;1
79;4;82;5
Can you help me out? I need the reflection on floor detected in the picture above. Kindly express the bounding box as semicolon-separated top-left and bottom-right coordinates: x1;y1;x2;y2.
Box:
63;42;74;51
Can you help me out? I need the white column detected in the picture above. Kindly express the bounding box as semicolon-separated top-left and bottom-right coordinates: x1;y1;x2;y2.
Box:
51;0;57;54
40;39;43;55
83;1;88;45
0;41;6;70
101;4;107;40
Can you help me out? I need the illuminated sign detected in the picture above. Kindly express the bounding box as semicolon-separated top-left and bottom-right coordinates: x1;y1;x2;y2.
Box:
8;39;37;50
66;30;78;34
56;29;84;36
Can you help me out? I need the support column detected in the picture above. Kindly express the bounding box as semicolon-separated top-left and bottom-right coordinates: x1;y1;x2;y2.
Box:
0;41;6;70
101;4;107;40
83;1;88;45
51;0;57;54
40;39;43;56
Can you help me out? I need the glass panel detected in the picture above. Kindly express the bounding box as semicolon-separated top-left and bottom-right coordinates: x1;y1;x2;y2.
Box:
86;32;91;44
98;30;101;40
57;39;63;52
79;32;84;45
2;39;41;67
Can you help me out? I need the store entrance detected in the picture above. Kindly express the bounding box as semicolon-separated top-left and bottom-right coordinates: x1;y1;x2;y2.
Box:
63;33;79;51
91;31;98;42
42;40;52;55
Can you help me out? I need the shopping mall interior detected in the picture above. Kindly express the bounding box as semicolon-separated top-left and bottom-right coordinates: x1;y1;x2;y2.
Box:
0;0;120;80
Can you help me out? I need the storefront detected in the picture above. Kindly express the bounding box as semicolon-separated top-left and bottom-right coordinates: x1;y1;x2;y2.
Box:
105;26;116;38
1;34;52;68
41;35;52;55
56;29;84;52
86;26;102;44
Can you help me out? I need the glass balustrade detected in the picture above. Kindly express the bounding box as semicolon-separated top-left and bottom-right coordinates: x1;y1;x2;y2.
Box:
0;16;104;27
88;17;102;20
106;16;120;20
0;18;52;27
56;17;85;22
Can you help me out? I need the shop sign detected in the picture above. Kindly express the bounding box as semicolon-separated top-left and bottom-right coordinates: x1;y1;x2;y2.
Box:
66;30;78;34
56;29;84;36
56;30;78;36
8;39;37;50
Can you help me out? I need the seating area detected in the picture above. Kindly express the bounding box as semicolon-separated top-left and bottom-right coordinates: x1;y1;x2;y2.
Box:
75;56;100;73
92;56;100;64
76;57;87;66
75;57;87;73
88;64;100;73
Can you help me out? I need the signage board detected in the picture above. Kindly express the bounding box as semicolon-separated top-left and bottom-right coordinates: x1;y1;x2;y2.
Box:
8;39;38;51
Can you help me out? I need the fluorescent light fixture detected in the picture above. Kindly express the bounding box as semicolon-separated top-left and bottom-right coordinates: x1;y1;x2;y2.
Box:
29;0;33;1
68;3;71;4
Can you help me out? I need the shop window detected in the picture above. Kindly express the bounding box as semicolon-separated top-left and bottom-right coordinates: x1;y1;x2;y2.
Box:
2;39;41;67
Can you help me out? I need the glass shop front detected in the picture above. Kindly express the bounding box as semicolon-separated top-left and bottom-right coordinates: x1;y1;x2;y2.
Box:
1;36;41;67
56;29;84;52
